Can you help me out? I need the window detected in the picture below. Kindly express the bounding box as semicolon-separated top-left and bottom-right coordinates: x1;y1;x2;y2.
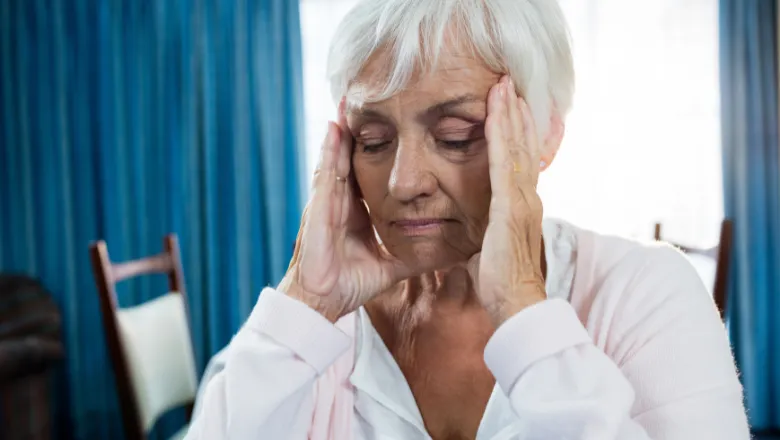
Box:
300;0;722;247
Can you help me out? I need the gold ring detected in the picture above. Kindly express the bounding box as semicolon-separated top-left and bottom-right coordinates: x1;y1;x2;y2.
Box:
513;162;522;173
335;175;347;182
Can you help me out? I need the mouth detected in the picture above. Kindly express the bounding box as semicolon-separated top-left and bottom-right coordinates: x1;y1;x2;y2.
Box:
391;218;451;236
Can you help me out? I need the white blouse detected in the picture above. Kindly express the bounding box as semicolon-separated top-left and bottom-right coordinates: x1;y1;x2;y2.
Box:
187;219;749;439
194;220;579;438
349;219;579;438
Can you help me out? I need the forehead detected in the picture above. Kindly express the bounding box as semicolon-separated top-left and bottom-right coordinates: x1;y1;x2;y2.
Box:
347;43;500;110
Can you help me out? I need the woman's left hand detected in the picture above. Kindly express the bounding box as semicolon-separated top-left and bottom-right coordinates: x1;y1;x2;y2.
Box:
468;75;547;327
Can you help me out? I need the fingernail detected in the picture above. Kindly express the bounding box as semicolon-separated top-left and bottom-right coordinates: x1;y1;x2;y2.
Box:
499;82;506;98
508;77;515;94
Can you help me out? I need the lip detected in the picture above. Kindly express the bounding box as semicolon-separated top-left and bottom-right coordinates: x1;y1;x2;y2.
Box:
391;218;449;236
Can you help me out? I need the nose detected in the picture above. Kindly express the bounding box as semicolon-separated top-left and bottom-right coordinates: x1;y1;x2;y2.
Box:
388;138;437;202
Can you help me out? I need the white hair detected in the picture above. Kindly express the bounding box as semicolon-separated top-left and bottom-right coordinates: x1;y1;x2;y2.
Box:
327;0;575;138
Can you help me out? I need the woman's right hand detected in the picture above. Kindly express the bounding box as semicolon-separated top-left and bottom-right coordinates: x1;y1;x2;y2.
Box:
278;102;413;322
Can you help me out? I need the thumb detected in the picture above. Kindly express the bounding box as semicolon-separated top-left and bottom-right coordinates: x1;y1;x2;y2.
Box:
382;258;414;286
375;240;415;284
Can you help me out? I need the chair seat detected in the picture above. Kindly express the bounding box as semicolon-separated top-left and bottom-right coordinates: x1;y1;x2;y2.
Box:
169;424;189;440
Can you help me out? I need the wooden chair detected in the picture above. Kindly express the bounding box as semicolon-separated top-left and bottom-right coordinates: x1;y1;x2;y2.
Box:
89;235;197;440
654;220;734;321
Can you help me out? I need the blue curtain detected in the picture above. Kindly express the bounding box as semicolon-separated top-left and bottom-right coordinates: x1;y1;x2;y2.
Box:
720;0;780;430
0;0;304;438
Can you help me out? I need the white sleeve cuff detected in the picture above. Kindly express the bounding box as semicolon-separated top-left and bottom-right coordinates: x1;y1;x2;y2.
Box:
246;287;351;375
484;298;592;391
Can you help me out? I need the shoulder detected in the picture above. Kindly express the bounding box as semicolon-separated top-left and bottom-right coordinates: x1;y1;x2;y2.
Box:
546;219;706;300
571;223;708;298
566;226;744;421
568;225;721;351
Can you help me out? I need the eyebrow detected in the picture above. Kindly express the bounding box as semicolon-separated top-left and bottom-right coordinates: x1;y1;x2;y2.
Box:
348;93;485;122
427;94;484;115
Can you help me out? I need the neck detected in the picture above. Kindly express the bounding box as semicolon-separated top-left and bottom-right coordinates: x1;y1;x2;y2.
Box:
365;242;547;341
401;266;475;309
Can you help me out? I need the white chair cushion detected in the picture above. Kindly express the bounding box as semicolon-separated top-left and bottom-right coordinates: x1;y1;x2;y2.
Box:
116;293;198;432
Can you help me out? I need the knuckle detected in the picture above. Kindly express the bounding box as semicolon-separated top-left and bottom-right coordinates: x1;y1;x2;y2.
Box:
507;146;522;162
313;168;335;184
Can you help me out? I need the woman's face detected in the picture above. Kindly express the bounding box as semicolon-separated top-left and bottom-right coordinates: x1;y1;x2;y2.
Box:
346;48;501;272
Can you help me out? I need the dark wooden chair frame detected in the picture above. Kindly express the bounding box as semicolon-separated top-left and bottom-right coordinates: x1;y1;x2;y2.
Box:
654;220;734;321
89;234;194;440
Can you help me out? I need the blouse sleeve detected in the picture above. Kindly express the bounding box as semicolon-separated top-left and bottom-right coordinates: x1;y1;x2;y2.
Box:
184;288;351;440
483;247;750;439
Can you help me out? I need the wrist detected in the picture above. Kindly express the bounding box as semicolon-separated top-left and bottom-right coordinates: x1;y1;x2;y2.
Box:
486;285;547;327
278;275;343;323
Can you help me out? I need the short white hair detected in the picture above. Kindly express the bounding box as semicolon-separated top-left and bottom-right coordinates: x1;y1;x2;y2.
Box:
327;0;575;137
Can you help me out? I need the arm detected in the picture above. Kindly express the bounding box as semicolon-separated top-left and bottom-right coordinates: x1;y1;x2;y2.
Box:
484;247;750;439
185;288;351;440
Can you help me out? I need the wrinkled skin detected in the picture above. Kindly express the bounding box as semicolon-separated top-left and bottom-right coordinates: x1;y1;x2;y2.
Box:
280;44;564;325
278;42;565;439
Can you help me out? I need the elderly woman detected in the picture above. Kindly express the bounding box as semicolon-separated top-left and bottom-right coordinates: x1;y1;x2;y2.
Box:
185;0;749;439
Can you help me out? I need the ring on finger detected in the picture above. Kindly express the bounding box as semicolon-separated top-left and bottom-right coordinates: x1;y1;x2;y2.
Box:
512;162;522;173
335;175;347;182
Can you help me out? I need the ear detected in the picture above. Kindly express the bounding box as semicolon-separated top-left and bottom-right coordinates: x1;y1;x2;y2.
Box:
540;110;565;171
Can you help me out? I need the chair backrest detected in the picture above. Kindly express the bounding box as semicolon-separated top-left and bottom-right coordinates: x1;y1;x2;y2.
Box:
654;220;734;321
89;235;197;440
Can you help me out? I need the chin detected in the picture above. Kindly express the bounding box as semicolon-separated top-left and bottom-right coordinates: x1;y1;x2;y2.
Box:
389;240;472;274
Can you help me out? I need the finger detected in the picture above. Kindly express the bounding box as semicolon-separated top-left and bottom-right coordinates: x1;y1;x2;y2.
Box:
313;122;341;186
504;82;535;187
519;99;541;186
336;98;352;182
485;76;513;200
505;77;526;172
311;122;341;226
512;96;538;194
334;99;353;225
288;204;310;270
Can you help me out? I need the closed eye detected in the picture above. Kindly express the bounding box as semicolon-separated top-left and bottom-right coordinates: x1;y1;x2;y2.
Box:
435;119;484;151
439;139;477;149
360;140;392;153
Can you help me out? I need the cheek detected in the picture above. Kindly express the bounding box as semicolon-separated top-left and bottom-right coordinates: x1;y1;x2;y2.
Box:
443;156;491;221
